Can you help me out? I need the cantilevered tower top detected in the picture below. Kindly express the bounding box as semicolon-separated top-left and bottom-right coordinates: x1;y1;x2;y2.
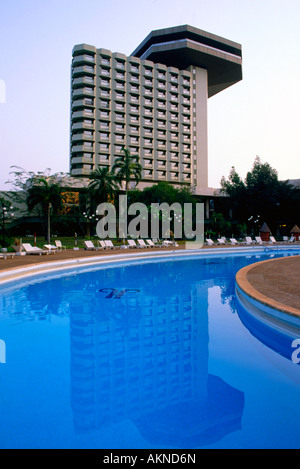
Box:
131;24;242;98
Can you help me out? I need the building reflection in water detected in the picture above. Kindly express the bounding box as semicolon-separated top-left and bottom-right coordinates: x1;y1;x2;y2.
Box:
69;259;245;448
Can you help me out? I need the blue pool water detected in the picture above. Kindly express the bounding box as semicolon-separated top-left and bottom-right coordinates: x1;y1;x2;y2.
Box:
0;249;300;449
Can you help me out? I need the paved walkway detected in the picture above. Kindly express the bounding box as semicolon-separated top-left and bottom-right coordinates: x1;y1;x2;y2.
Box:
236;256;300;316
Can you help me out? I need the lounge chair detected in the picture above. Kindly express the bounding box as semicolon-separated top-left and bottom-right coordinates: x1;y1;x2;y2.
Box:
288;236;295;243
230;238;239;245
269;236;277;244
55;240;66;251
43;244;57;253
104;240;117;249
84;240;100;250
255;237;263;245
127;239;140;248
0;252;15;260
97;240;106;249
206;239;215;246
22;243;48;255
146;239;162;248
162;240;179;247
137;239;150;248
243;237;254;245
217;238;226;245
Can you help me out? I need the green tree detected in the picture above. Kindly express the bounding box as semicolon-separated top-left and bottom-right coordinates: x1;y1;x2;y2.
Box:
88;166;119;205
26;177;63;243
112;147;142;195
221;156;296;234
8;167;65;243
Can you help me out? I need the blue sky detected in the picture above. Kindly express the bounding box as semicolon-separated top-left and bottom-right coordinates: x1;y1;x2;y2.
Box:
0;0;299;191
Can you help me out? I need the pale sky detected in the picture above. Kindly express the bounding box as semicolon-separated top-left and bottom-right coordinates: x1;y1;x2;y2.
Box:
0;0;299;191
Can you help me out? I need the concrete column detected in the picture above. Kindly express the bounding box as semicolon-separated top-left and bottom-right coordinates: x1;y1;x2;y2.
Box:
192;67;208;191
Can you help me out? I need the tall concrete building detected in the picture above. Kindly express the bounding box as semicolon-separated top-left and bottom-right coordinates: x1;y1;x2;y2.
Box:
70;25;242;195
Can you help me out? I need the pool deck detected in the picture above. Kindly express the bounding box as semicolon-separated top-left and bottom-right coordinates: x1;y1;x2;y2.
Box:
0;244;299;318
236;255;300;318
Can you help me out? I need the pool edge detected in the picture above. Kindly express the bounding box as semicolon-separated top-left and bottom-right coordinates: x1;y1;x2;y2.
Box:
235;257;300;323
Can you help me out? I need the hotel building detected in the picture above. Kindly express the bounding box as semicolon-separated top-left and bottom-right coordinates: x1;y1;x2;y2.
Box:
70;25;242;195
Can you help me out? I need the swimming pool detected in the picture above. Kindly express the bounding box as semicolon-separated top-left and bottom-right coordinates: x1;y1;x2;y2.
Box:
0;248;300;449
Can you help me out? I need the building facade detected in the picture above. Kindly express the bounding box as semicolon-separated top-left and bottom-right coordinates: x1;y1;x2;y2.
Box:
70;25;242;195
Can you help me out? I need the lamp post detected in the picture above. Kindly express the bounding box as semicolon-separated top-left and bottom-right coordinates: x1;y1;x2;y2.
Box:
0;203;14;247
82;211;98;237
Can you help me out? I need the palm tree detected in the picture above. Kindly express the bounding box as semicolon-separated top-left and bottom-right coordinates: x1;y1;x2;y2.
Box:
88;166;119;204
26;177;63;243
111;147;142;195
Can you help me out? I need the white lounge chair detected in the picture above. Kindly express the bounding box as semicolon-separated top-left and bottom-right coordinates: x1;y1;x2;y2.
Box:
127;239;140;248
146;239;162;248
22;243;48;255
104;240;117;249
288;236;295;243
98;240;107;249
269;236;277;244
255;237;263;245
137;239;150;248
84;240;100;250
55;240;66;251
206;239;215;246
230;238;239;245
162;240;179;247
0;252;15;259
43;244;57;253
217;238;226;245
243;237;254;245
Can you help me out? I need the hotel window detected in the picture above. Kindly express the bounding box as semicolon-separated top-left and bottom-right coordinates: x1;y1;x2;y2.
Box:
115;134;125;142
131;64;139;74
115;113;124;121
100;78;110;87
116;103;125;111
115;60;125;70
100;56;110;66
144;67;153;76
115;92;125;100
130;136;139;144
144;117;153;126
100;89;110;98
100;68;110;77
130;115;139;123
99;100;109;108
116;71;125;80
130;126;139;133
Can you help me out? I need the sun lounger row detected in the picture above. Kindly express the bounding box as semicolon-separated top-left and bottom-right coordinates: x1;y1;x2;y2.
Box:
205;236;284;246
84;239;179;250
206;235;300;246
